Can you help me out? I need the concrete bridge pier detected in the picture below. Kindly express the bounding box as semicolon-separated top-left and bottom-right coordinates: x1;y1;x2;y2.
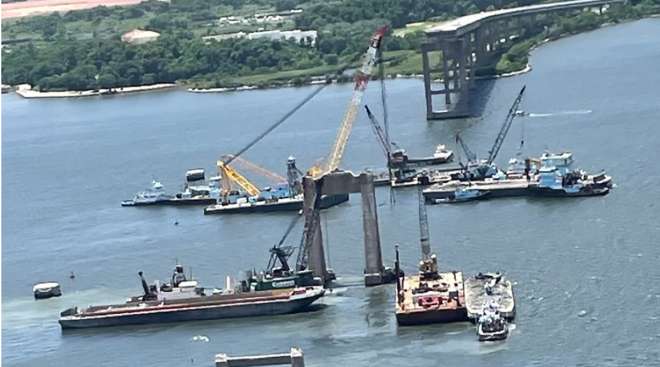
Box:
421;0;625;120
302;172;395;287
360;174;390;286
422;37;473;119
302;177;328;282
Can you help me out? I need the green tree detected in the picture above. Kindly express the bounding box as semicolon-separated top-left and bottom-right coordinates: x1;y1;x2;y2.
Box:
323;53;339;65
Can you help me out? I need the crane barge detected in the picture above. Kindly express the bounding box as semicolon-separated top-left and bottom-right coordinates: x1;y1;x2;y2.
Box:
363;47;454;188
423;87;613;202
204;156;348;214
205;27;389;214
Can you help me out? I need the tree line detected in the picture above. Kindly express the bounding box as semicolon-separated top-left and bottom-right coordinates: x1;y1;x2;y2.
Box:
3;0;657;91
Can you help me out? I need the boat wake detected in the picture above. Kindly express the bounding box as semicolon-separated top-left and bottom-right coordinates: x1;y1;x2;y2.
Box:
325;287;349;296
528;109;592;118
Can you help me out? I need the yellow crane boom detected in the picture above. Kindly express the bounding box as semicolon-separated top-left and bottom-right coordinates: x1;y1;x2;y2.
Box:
310;26;387;178
227;155;287;184
217;159;261;197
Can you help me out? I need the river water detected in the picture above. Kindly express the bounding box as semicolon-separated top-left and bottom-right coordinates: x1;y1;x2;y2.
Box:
3;19;660;367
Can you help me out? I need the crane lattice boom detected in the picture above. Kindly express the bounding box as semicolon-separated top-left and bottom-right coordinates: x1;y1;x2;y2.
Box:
365;105;391;159
487;86;526;165
217;159;261;197
310;26;387;178
227;155;287;184
455;133;477;163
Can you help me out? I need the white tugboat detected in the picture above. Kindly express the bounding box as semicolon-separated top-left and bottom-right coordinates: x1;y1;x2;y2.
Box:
477;299;509;341
121;180;174;206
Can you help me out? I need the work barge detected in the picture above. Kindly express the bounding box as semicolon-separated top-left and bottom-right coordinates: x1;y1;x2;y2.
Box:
423;151;613;203
394;188;516;328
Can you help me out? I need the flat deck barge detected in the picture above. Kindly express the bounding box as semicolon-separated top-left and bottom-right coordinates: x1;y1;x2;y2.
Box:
204;194;348;214
59;287;325;329
424;178;610;202
122;197;217;206
464;276;516;321
396;270;468;325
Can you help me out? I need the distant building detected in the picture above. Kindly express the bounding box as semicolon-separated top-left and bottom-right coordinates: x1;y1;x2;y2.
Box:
203;29;317;46
121;29;160;45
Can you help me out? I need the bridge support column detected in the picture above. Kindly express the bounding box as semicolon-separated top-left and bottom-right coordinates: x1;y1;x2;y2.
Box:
422;37;472;120
303;177;328;282
302;172;395;287
360;174;389;286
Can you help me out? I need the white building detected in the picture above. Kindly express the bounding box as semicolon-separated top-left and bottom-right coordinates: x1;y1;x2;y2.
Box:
121;29;161;45
203;29;317;46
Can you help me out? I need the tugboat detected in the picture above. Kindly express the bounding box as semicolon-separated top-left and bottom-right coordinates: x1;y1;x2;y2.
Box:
59;265;324;329
532;165;610;197
121;180;173;206
395;188;468;325
33;282;62;299
122;170;220;207
477;300;509;341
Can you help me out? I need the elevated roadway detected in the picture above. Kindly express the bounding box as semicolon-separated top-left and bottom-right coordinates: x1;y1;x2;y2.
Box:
421;0;626;119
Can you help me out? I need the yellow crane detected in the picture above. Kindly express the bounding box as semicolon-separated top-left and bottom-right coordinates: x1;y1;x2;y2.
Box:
216;26;387;197
216;155;285;198
309;26;387;178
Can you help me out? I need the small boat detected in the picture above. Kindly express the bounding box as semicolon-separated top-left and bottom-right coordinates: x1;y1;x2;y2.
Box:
433;144;454;161
59;267;325;329
121;180;174;206
476;300;509;341
433;187;489;204
33;282;62;299
400;144;454;166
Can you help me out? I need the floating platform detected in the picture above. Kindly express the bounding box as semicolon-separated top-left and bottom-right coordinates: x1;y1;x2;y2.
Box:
373;168;457;188
204;194;349;215
121;197;218;207
59;287;325;329
464;276;516;321
396;270;517;326
423;178;610;202
396;270;468;326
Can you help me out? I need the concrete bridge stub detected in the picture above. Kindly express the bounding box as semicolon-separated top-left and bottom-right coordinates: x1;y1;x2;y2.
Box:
302;171;394;286
214;347;304;367
302;176;327;281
